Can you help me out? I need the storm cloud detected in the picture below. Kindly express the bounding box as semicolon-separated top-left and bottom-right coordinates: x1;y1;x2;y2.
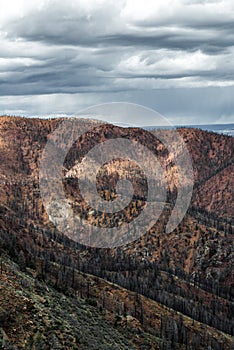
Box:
0;0;234;124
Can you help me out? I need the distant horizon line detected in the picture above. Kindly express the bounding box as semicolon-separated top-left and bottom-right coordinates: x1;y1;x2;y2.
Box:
0;114;233;127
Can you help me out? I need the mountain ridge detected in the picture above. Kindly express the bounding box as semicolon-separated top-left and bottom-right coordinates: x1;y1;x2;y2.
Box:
0;115;233;349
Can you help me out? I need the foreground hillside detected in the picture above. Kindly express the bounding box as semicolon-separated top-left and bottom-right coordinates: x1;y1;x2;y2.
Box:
0;116;233;349
0;252;162;349
1;248;233;349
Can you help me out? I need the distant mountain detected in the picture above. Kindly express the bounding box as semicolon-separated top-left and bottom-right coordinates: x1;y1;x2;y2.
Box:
188;123;234;137
144;123;234;137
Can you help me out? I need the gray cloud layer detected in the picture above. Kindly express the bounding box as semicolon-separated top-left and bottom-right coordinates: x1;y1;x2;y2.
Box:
0;0;234;123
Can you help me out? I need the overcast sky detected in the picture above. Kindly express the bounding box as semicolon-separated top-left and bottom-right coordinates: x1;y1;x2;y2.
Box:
0;0;234;125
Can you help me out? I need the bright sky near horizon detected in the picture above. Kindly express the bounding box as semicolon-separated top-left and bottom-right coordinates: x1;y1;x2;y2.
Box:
0;0;234;124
